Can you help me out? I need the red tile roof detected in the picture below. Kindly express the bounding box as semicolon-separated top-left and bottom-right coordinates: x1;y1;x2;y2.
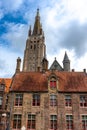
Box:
0;78;12;93
10;71;87;92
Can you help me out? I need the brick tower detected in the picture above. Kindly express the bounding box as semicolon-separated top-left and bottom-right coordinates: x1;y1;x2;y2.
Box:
23;9;47;72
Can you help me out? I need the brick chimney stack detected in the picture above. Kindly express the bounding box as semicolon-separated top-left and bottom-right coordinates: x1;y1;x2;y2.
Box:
16;57;21;73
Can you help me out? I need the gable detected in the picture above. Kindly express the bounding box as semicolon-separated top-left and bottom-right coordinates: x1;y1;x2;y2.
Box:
50;59;63;71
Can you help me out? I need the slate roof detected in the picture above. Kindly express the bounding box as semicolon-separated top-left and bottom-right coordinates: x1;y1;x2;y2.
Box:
10;71;87;92
50;58;63;71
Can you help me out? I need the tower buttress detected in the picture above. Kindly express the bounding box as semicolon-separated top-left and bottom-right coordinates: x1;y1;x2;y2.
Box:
22;9;47;72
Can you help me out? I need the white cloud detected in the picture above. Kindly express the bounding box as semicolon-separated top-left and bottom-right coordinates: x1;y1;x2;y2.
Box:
64;0;87;23
0;46;23;77
1;23;28;52
1;0;24;11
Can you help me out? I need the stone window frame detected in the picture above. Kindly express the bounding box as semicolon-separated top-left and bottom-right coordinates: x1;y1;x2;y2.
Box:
65;95;72;107
66;115;73;130
50;115;57;129
32;93;40;106
13;114;22;129
27;114;36;129
14;93;23;106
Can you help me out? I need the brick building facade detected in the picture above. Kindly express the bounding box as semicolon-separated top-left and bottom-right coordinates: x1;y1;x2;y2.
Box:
1;9;87;130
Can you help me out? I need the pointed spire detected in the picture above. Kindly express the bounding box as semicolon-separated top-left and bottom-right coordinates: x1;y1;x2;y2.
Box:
33;9;42;35
63;51;70;62
28;25;32;36
63;51;70;71
37;8;40;16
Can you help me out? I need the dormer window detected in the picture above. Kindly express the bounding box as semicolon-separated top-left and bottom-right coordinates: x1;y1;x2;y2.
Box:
50;77;56;89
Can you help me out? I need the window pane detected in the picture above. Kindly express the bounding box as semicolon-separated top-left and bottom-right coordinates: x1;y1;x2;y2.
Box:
33;94;40;106
27;114;36;129
15;94;23;106
50;115;57;129
80;95;87;107
50;95;57;106
66;115;73;130
82;115;87;130
50;81;56;88
13;114;22;129
65;95;72;107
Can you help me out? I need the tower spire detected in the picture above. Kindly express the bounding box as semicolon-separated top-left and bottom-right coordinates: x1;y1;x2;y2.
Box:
33;9;42;35
63;51;70;71
28;25;32;36
22;9;47;72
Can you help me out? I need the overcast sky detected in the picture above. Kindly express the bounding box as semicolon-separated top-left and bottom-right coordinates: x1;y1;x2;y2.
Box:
0;0;87;77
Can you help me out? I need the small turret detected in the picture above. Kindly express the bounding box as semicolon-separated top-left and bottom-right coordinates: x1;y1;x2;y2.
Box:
42;57;48;72
63;51;70;71
16;57;21;73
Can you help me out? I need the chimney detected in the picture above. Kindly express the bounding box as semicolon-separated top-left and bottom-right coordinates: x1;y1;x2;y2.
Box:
16;57;21;73
72;69;75;72
83;69;86;73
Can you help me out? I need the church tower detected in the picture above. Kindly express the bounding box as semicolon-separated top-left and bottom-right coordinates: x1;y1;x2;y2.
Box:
23;9;47;72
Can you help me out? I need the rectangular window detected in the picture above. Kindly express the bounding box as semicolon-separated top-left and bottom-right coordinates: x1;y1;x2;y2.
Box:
50;115;57;130
27;114;36;129
32;94;40;106
80;95;87;107
15;93;23;106
13;114;22;129
0;96;3;109
50;95;57;106
66;115;73;130
82;115;87;130
5;95;8;110
50;81;56;88
65;95;72;107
